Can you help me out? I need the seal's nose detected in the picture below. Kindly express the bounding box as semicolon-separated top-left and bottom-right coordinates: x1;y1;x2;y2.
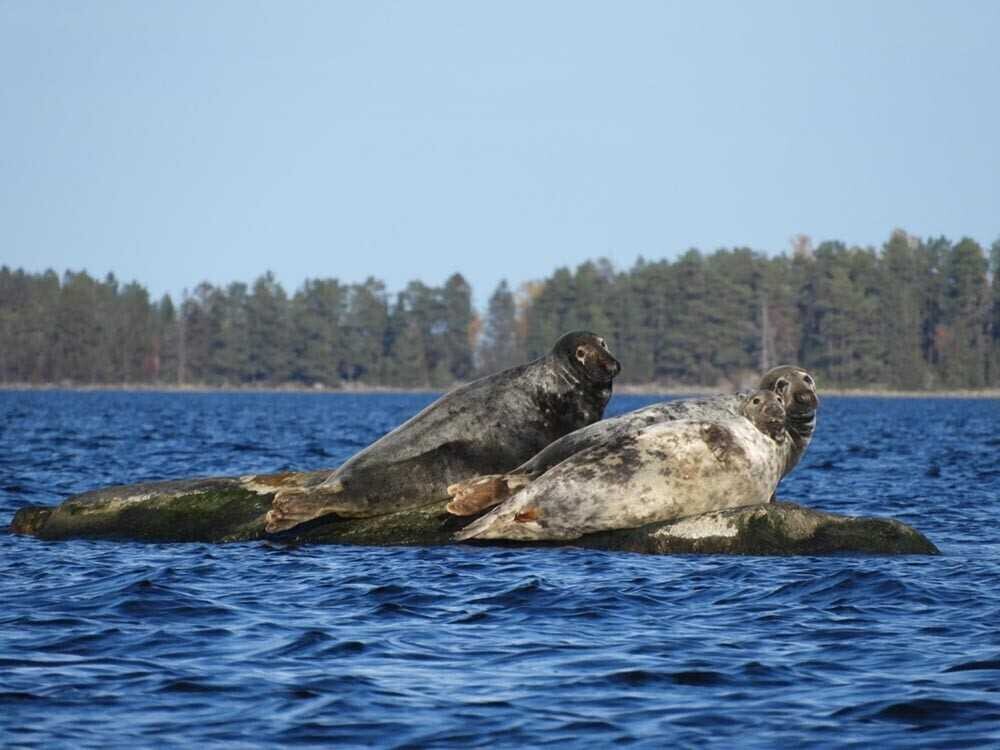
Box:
608;357;621;377
764;403;785;421
795;391;818;409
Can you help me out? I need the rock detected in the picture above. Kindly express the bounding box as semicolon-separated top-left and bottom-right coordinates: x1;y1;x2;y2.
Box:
9;471;326;543
569;501;939;556
8;475;938;555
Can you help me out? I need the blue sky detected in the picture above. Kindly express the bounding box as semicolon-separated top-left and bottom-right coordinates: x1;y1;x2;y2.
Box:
2;1;998;307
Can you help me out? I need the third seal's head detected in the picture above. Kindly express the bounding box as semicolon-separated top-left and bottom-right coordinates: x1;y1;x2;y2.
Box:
759;366;818;415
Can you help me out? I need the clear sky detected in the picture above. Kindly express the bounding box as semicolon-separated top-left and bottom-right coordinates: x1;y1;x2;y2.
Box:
2;1;998;307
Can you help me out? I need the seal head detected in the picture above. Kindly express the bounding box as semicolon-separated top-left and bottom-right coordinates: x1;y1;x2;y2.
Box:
551;331;621;386
760;366;818;424
758;366;818;474
741;390;786;444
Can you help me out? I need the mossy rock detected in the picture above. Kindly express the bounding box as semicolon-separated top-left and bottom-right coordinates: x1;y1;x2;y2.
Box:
9;474;938;555
10;471;327;543
570;501;939;556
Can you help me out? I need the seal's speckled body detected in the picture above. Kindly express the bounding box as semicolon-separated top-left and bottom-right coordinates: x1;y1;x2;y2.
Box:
264;332;620;533
446;366;818;516
454;390;788;542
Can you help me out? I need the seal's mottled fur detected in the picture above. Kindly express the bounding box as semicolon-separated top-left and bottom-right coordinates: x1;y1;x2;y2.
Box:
447;366;819;516
454;390;788;542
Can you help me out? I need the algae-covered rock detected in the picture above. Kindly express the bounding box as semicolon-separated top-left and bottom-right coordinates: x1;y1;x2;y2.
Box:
10;471;328;543
9;474;938;555
569;501;939;556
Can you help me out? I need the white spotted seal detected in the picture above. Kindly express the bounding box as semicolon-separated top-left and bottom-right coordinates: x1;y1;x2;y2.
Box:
453;390;787;542
447;365;818;516
264;331;621;533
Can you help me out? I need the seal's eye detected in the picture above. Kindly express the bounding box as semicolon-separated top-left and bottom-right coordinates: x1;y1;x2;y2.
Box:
599;338;607;350
752;397;761;405
575;346;587;361
775;378;789;392
803;375;814;386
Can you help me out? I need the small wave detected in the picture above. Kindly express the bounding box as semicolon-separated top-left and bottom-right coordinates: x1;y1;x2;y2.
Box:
157;679;241;695
320;639;367;656
450;610;490;624
835;697;1000;727
259;628;334;658
945;659;1000;673
740;660;799;687
763;569;916;607
605;669;677;686
466;577;564;609
0;691;46;704
668;670;730;686
847;445;880;458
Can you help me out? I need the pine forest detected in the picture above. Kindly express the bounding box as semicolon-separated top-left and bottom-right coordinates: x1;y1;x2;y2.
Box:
3;230;999;391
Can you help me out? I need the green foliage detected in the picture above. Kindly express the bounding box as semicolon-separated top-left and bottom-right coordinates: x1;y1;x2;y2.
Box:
290;279;346;386
879;231;926;388
442;274;474;382
938;238;990;387
990;240;1000;384
247;272;290;383
478;280;522;374
384;293;429;388
1;229;999;388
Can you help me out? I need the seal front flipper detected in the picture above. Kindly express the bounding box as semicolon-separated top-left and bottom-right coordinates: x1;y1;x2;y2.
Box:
445;473;534;516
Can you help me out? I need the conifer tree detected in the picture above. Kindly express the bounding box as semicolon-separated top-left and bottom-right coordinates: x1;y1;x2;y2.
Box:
290;279;346;386
247;272;290;383
879;230;925;389
341;278;388;383
118;281;153;383
154;294;178;384
442;273;474;381
989;239;1000;386
939;238;990;387
479;280;521;375
384;293;430;388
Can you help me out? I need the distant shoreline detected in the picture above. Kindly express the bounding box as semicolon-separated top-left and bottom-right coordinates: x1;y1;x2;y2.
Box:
2;382;999;399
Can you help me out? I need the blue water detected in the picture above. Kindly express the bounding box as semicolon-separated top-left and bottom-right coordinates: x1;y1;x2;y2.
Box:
1;391;999;748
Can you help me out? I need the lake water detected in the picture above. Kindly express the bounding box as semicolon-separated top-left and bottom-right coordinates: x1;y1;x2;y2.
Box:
1;390;999;748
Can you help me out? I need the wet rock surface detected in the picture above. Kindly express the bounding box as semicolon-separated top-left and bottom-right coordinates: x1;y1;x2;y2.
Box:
11;476;937;555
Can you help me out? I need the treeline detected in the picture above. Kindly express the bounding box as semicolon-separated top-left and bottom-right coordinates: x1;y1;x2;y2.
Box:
2;230;999;389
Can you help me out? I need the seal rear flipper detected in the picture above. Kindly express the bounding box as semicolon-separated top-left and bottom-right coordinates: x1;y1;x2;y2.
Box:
445;473;534;516
264;481;351;534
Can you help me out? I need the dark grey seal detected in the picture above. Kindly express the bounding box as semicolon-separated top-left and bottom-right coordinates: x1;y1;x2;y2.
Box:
264;331;620;533
447;365;818;516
